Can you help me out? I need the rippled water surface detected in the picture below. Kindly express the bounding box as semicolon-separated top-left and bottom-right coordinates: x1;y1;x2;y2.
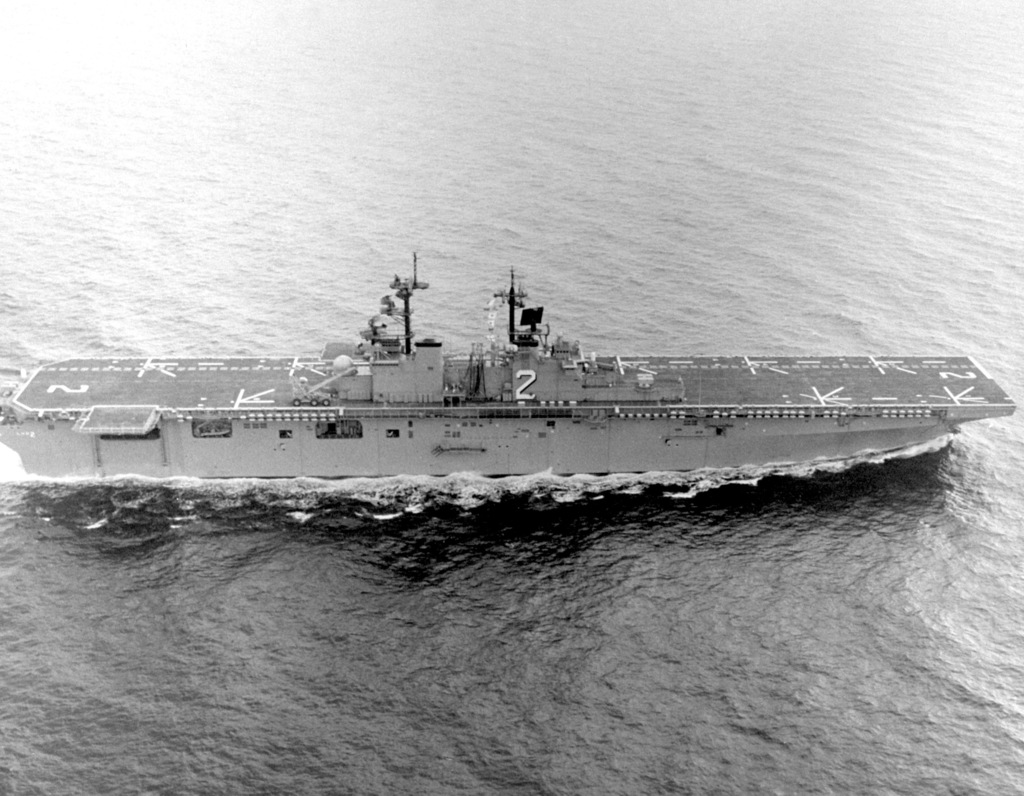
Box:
2;0;1023;793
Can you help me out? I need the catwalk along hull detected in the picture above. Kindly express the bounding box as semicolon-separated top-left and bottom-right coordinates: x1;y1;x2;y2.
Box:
0;267;1014;479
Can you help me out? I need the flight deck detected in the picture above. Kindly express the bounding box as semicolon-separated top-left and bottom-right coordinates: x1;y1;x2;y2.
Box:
12;354;1014;413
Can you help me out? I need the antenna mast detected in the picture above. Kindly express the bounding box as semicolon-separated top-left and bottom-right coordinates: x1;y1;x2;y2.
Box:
389;252;429;355
506;268;526;345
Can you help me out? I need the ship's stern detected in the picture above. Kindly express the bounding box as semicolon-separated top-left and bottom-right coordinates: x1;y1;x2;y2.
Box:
0;367;28;476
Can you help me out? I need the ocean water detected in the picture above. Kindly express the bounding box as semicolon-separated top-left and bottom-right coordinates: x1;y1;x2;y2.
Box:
2;0;1024;793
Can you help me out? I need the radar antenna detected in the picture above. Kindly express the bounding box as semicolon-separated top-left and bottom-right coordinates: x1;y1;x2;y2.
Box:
493;268;527;345
494;268;543;347
388;253;429;355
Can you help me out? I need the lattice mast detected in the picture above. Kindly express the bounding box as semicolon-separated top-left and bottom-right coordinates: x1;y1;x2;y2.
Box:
389;252;430;354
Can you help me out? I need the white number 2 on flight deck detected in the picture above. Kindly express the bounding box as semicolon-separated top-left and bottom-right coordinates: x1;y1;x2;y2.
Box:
515;369;537;401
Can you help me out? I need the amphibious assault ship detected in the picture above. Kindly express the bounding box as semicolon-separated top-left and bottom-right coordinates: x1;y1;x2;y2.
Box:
0;260;1015;478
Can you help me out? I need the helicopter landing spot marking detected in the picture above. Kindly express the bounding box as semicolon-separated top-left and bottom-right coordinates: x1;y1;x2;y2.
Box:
291;358;326;375
744;357;789;376
934;386;988;405
137;359;177;378
869;357;918;376
801;386;851;406
234;388;276;409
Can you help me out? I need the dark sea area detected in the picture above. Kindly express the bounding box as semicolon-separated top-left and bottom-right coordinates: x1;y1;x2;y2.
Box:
2;1;1024;793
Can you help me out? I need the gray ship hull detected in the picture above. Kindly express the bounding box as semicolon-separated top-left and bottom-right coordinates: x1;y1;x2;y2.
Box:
0;406;965;479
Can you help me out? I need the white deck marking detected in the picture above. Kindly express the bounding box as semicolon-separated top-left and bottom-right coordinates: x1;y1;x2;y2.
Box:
936;386;988;405
137;359;178;378
290;358;328;377
47;384;89;394
869;357;918;375
967;356;994;380
939;371;976;380
801;386;851;406
234;388;276;408
744;357;789;376
871;397;899;401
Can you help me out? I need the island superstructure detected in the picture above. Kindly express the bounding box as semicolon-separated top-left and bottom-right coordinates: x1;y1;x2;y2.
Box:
0;259;1015;478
